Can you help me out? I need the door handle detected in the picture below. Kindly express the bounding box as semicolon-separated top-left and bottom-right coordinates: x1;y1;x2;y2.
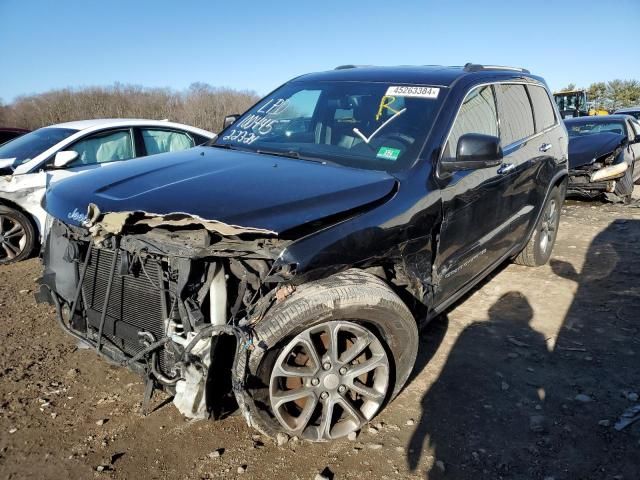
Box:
539;143;552;152
497;163;516;175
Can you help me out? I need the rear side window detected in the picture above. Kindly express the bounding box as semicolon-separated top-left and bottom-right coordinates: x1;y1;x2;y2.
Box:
140;129;195;155
445;85;498;158
528;85;556;132
496;84;535;146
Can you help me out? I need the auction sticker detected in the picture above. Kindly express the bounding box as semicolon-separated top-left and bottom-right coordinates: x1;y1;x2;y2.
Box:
385;86;440;99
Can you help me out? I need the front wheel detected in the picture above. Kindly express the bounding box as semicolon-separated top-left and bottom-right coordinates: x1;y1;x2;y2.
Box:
0;206;36;264
242;270;418;442
613;164;634;203
514;186;562;267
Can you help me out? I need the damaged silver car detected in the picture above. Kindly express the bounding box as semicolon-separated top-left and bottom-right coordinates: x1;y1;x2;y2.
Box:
37;64;568;441
0;119;213;263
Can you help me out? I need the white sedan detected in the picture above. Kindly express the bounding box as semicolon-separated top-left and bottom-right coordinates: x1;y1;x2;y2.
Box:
0;119;214;263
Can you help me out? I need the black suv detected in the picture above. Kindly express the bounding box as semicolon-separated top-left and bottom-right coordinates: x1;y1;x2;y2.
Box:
38;64;568;442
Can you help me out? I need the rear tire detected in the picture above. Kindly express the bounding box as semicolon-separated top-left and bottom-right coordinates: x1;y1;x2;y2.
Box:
614;164;634;203
0;206;36;264
514;186;562;267
243;270;418;441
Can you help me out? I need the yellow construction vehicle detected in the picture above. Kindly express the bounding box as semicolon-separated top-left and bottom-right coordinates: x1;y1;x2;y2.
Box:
553;90;609;118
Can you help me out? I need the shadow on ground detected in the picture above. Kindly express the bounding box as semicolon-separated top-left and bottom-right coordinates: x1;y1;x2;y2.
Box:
407;218;640;479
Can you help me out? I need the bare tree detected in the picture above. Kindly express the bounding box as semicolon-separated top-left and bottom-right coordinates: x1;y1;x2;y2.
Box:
560;83;577;92
1;83;259;132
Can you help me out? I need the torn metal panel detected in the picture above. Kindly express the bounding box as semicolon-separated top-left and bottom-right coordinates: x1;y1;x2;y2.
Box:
84;203;277;243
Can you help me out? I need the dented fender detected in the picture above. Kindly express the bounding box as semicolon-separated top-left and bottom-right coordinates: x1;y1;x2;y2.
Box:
0;173;49;234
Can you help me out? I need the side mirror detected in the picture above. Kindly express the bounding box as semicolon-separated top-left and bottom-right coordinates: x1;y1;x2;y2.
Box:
441;133;503;172
222;114;240;130
53;150;79;168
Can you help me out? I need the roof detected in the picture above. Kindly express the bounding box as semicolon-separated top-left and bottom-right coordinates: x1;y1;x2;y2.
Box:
293;65;542;88
0;127;30;133
614;106;640;113
553;90;586;95
564;114;631;122
44;118;214;137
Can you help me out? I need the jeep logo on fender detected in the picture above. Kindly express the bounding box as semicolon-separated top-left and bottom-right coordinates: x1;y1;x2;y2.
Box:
67;208;87;223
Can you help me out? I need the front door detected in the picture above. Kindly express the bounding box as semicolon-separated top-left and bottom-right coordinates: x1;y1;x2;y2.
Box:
433;84;515;305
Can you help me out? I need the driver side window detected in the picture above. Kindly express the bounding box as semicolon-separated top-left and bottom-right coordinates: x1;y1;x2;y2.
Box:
445;85;498;159
67;129;134;167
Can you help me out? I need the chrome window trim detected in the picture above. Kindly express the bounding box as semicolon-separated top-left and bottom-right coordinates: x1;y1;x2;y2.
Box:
439;80;559;164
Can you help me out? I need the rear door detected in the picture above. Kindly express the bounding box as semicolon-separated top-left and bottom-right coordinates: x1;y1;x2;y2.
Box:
434;84;514;304
495;83;561;244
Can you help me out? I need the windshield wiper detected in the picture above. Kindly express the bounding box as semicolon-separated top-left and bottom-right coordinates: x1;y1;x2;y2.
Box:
208;142;254;153
211;144;335;166
208;142;236;150
256;149;301;159
255;148;335;165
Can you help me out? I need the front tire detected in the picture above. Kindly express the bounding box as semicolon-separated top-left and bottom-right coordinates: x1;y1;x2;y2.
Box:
613;164;634;203
0;206;36;264
514;186;562;267
243;270;418;442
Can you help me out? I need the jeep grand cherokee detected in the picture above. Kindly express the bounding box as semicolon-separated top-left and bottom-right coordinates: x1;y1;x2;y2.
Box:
37;63;568;442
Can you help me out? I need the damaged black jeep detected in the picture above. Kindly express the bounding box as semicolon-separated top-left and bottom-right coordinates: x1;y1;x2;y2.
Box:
37;64;568;442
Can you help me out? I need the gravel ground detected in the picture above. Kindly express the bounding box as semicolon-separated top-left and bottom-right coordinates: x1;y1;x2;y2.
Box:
1;192;639;480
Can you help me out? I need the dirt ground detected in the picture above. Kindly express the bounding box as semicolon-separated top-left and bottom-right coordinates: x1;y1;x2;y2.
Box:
1;191;639;480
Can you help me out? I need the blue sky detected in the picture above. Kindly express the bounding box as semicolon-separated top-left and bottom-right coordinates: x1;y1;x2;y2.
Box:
1;0;639;103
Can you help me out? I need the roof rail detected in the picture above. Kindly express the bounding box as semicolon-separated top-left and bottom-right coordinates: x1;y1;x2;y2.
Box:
334;64;371;70
464;63;530;74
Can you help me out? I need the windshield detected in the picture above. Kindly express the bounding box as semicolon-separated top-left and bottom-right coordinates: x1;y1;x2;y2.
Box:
554;92;585;112
565;120;626;137
617;111;640;120
0;127;76;166
214;81;445;171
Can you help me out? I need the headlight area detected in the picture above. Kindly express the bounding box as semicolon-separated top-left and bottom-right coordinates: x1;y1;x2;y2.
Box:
37;218;293;420
590;161;628;182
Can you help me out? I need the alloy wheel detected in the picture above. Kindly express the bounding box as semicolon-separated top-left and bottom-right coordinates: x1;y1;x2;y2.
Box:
0;214;27;261
539;199;557;253
269;321;390;441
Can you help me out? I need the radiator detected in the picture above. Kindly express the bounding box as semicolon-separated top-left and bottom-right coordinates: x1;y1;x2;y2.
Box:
81;246;172;372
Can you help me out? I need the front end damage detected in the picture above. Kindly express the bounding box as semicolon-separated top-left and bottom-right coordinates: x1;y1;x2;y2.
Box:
37;206;295;421
567;151;628;199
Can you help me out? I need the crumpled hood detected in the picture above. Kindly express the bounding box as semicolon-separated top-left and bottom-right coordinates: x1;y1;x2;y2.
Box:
44;147;398;234
568;133;625;169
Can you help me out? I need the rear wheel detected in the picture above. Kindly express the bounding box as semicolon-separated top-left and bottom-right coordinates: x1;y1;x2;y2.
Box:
514;186;562;267
243;270;418;441
0;206;35;264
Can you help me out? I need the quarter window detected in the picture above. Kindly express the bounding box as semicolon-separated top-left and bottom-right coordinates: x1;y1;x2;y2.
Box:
528;85;556;132
496;84;535;146
445;85;498;159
